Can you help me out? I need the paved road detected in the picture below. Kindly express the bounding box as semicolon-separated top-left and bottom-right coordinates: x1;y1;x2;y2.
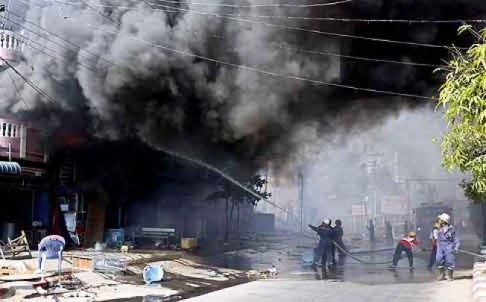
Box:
191;234;477;302
183;252;473;302
182;274;471;302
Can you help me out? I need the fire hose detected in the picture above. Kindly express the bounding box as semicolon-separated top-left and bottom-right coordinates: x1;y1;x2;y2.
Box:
332;242;485;265
331;241;392;265
456;249;486;258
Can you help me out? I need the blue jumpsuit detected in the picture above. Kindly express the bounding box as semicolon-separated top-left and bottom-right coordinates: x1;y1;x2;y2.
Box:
310;225;333;267
435;225;459;270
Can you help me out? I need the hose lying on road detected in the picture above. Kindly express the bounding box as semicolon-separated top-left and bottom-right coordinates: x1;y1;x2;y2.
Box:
457;249;486;258
332;241;392;265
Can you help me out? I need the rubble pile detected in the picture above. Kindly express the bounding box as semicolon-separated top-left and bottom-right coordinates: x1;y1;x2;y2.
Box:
0;250;247;301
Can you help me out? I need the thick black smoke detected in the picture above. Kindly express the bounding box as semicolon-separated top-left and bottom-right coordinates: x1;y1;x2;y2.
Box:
0;0;484;169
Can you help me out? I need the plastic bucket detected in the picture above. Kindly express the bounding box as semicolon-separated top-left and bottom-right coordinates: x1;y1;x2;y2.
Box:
143;265;165;284
302;249;314;266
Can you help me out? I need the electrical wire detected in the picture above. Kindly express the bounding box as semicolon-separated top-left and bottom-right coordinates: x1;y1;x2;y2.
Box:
54;8;448;69
97;2;465;49
5;10;116;67
6;69;28;108
27;0;486;24
13;30;98;73
146;0;353;8
11;2;442;100
96;26;437;100
79;0;121;25
0;56;59;105
168;10;486;24
208;32;445;68
9;3;445;82
277;44;446;68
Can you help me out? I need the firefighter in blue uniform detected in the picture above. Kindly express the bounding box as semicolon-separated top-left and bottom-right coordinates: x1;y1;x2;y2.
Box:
436;213;460;281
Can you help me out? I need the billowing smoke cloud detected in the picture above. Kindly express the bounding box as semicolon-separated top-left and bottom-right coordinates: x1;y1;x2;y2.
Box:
303;106;465;225
0;0;484;169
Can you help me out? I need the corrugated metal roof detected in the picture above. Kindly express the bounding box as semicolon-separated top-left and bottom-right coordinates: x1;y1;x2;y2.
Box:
0;161;21;175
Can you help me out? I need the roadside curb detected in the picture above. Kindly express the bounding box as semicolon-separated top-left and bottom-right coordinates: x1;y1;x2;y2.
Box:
473;262;486;302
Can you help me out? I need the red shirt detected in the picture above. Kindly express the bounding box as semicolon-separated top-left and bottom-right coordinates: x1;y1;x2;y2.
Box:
399;237;419;250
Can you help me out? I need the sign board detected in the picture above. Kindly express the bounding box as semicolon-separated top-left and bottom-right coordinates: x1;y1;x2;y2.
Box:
382;195;408;215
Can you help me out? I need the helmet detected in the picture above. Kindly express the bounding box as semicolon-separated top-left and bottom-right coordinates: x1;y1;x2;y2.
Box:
438;213;451;223
408;231;417;237
323;219;331;225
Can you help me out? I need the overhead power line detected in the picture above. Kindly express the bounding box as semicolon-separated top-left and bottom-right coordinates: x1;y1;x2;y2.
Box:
147;0;352;8
275;44;446;68
12;30;98;72
16;4;444;70
97;26;437;101
6;69;28;108
0;56;59;105
207;32;447;68
173;11;486;24
91;1;464;49
5;10;115;67
76;1;439;100
13;0;440;101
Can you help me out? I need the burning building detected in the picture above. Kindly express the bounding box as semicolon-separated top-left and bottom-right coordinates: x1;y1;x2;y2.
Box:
0;0;484;249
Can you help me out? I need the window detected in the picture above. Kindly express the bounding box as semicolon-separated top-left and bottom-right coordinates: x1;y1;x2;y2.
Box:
0;122;18;138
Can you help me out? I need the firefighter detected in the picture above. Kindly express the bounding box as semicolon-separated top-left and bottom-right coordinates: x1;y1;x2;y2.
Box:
333;219;346;265
327;219;337;266
427;222;440;270
436;213;460;281
309;219;334;269
390;231;419;270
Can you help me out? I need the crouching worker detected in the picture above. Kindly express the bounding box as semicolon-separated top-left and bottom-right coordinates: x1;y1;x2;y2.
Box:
390;231;419;270
36;235;65;274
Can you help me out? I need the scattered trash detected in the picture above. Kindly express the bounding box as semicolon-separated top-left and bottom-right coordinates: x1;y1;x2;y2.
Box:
120;245;129;254
94;242;105;252
143;265;165;284
259;265;278;279
181;238;198;250
245;270;258;278
0;286;15;299
93;255;127;273
246;266;278;280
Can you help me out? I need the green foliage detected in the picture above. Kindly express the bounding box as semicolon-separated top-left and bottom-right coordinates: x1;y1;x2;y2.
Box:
438;27;486;202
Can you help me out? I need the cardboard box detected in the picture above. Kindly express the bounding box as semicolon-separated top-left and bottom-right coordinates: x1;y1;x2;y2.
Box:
181;238;198;250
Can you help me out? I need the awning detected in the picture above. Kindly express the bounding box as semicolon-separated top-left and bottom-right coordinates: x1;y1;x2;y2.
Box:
0;161;21;175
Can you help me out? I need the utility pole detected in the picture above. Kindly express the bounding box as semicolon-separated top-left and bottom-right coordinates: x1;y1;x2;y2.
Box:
481;203;486;255
298;171;304;233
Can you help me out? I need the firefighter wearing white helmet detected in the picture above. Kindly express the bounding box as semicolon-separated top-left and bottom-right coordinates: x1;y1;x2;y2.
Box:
436;213;460;281
308;219;334;270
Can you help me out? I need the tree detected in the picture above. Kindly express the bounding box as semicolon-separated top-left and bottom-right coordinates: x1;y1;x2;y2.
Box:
206;175;271;241
438;26;486;202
